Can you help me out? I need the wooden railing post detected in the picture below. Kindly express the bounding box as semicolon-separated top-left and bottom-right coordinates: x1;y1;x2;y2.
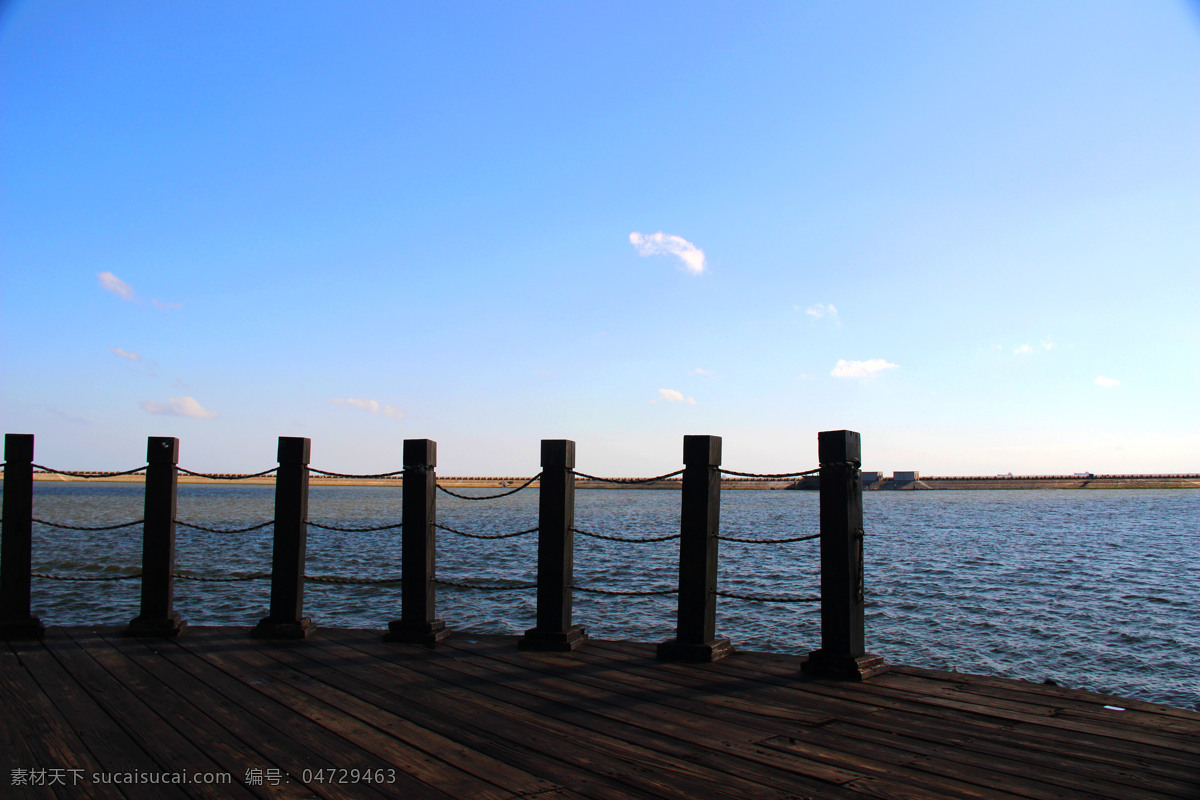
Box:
658;434;732;662
519;439;586;651
254;437;315;639
802;430;886;679
126;436;186;637
1;433;44;639
386;439;448;643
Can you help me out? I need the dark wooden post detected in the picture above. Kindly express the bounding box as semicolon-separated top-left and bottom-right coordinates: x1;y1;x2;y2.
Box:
1;434;44;639
253;437;315;639
657;435;732;662
519;439;586;651
126;436;186;637
802;430;886;680
386;439;448;643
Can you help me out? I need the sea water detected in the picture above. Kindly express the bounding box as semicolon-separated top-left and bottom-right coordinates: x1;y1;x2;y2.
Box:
14;482;1200;711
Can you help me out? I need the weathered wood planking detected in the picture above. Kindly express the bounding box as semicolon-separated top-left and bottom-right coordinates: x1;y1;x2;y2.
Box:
3;628;1197;799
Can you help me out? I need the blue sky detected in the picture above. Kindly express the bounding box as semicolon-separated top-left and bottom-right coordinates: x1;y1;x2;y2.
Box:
2;1;1197;476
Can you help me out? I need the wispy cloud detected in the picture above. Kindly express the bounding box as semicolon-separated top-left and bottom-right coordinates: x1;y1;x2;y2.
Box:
152;298;182;310
652;388;697;405
98;271;137;301
802;303;841;325
140;396;217;419
1014;340;1054;356
331;397;404;419
110;347;142;361
629;232;707;275
1094;376;1121;388
689;368;713;376
831;359;899;379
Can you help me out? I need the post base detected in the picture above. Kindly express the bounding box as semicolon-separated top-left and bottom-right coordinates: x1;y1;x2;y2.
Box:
123;612;186;638
0;616;45;640
656;637;734;663
252;617;316;640
801;649;887;681
518;625;587;652
384;619;449;644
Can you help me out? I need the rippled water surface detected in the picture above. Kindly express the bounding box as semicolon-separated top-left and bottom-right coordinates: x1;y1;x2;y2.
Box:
16;483;1200;710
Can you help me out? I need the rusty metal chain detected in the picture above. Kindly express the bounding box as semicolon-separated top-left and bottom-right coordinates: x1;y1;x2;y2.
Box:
436;474;541;500
175;520;274;534
434;577;537;591
305;520;403;532
435;523;538;540
31;464;147;478
177;467;278;480
32;517;143;532
720;468;819;478
716;532;821;544
307;467;404;479
569;469;684;484
32;572;142;581
714;589;821;603
572;526;679;543
572;584;678;596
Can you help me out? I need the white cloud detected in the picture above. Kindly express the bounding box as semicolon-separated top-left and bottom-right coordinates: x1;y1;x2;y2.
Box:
804;303;840;324
653;388;697;405
331;397;404;418
629;232;707;275
1094;376;1121;388
152;298;182;310
831;359;899;378
140;396;217;419
98;271;137;301
1014;340;1054;356
110;347;142;361
689;368;713;376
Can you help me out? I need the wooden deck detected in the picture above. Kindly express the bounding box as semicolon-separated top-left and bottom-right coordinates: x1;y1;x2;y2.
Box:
3;627;1198;799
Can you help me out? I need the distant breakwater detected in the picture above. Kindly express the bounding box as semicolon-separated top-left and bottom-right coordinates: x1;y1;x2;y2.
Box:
15;471;1200;489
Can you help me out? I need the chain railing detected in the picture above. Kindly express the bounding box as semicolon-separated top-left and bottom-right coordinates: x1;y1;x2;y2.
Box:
5;431;876;678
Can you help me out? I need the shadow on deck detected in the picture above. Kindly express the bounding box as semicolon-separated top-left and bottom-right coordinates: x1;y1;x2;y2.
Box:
3;627;1199;799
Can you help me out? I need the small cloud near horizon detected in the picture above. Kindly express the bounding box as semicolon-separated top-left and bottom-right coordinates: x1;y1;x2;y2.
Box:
652;388;697;405
831;359;899;379
331;397;404;418
140;396;217;419
1094;376;1121;388
629;232;707;275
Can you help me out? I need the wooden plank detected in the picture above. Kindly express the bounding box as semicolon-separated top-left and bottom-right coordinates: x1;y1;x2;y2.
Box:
240;634;579;799
107;627;397;800
37;630;224;799
7;634;169;800
204;634;534;800
246;630;643;800
306;631;800;800
434;637;1020;800
91;628;314;800
153;628;441;800
1;641;100;800
588;638;1200;795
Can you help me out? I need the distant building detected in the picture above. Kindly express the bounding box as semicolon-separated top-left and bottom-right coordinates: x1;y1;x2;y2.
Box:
861;471;882;484
893;471;919;483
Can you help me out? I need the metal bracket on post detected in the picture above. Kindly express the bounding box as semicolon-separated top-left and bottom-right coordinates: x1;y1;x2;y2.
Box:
519;439;586;651
1;433;44;640
125;436;186;637
802;430;885;680
657;435;732;663
254;437;315;639
386;439;449;644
